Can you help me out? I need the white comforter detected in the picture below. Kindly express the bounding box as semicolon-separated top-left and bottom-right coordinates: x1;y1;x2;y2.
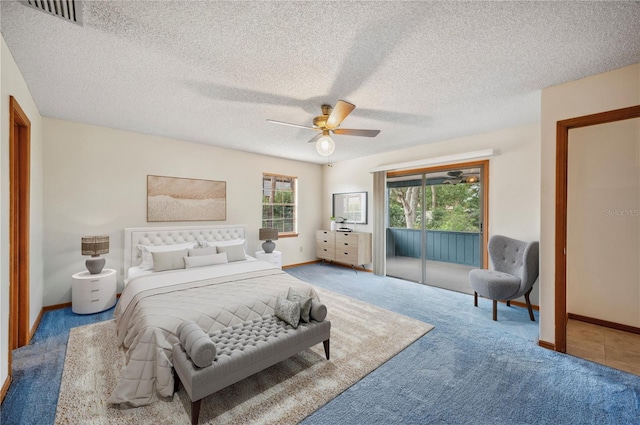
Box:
107;261;320;407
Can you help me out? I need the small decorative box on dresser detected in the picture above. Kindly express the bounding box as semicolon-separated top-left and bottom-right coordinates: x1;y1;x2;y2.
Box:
254;250;283;269
71;268;117;314
316;230;372;269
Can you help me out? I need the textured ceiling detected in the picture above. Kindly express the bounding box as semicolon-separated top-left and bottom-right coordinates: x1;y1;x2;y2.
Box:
2;1;640;164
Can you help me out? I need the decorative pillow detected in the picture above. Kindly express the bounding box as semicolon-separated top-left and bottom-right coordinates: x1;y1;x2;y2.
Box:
187;247;218;257
309;300;327;322
216;244;246;262
287;287;313;323
138;242;195;270
274;295;300;328
177;320;217;368
203;239;245;249
184;253;228;269
152;249;188;272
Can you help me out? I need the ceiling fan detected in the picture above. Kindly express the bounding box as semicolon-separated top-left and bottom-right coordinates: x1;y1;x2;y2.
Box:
267;100;380;156
443;170;480;185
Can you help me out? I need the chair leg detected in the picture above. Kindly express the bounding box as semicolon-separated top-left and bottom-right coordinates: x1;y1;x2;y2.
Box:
323;339;330;360
474;292;478;307
525;289;535;321
506;300;511;307
492;300;497;321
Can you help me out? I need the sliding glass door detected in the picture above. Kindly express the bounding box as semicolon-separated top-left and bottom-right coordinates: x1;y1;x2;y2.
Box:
386;163;486;294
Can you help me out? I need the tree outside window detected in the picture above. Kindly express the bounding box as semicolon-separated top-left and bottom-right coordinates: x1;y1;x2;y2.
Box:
262;174;297;234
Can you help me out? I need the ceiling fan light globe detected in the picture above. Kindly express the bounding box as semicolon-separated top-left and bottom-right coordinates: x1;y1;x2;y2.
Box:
316;135;335;156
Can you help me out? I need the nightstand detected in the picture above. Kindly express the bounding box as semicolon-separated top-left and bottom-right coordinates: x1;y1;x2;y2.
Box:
255;250;282;269
72;268;117;314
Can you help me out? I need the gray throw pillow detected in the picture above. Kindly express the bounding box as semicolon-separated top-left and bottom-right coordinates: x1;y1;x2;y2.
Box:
309;300;327;322
275;295;300;328
177;320;217;367
184;252;228;268
287;287;313;323
152;249;187;272
187;246;218;257
216;244;246;262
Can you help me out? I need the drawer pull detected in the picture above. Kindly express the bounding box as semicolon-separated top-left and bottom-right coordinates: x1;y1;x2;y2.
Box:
90;279;99;283
344;252;348;255
91;299;100;303
344;243;348;246
323;248;327;252
324;240;327;243
91;289;100;292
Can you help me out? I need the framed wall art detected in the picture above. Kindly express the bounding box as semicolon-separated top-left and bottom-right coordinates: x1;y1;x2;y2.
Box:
147;175;226;222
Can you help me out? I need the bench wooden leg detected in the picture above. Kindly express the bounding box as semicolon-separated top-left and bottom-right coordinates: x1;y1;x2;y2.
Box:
191;399;202;425
323;339;330;360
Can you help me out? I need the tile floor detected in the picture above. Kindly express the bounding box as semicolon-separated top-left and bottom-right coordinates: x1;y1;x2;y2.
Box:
566;319;640;376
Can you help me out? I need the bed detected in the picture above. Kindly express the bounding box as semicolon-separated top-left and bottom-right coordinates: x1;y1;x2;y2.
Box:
108;225;326;407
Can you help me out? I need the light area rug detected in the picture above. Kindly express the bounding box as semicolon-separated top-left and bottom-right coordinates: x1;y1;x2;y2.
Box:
55;285;434;425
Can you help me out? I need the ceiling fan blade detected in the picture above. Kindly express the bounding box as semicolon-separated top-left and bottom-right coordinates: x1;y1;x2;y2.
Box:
307;133;323;144
326;100;355;129
333;128;380;137
266;119;317;130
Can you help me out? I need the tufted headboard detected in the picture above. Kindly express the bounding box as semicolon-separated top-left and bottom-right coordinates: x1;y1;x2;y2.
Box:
124;225;247;278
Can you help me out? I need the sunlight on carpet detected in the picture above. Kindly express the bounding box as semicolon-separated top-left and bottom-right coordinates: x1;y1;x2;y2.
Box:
55;285;433;425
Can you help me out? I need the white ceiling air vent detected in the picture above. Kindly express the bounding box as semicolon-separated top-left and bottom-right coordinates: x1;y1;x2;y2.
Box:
21;0;83;26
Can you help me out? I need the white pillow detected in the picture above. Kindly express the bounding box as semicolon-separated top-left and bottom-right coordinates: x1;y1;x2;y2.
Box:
203;239;245;248
138;242;195;270
184;252;228;268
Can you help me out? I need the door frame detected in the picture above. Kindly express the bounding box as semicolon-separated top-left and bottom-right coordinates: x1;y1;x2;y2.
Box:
554;104;640;353
387;159;490;274
8;96;31;374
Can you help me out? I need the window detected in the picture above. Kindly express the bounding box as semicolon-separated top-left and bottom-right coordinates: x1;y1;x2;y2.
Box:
262;173;297;235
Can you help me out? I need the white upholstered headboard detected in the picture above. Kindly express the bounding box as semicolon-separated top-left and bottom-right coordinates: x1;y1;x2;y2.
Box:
124;225;247;278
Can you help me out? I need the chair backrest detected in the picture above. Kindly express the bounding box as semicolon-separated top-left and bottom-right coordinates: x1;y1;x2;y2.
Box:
488;235;539;294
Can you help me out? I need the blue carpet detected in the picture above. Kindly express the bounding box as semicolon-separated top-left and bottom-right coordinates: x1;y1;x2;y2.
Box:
2;264;640;424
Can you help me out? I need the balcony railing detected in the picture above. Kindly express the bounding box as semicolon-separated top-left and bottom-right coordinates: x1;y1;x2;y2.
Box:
386;228;481;267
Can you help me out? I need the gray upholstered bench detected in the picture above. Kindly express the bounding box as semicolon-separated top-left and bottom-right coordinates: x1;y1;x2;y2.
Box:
173;315;331;425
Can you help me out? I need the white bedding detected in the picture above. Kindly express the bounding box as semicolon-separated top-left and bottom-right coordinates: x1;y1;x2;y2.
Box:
109;260;320;407
125;255;257;285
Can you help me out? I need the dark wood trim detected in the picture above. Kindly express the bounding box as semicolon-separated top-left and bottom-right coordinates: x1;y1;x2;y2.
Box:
538;340;556;351
555;105;640;354
8;96;31;380
282;260;321;269
28;308;44;341
568;313;640;336
0;375;10;404
508;299;540;311
43;302;72;312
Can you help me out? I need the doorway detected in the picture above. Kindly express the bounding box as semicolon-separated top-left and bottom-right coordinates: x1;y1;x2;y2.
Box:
555;105;640;354
385;161;489;293
8;96;31;375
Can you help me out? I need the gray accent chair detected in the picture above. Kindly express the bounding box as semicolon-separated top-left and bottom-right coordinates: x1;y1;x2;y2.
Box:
469;235;539;321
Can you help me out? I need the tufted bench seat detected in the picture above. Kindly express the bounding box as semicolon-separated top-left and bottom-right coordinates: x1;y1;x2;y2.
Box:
173;314;331;424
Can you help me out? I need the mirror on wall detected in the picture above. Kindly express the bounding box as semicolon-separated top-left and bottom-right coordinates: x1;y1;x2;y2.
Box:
332;192;368;224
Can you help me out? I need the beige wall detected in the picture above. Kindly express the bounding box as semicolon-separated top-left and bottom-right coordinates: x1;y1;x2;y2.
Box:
323;122;541;304
566;119;639;327
540;63;640;344
42;119;323;306
1;37;44;392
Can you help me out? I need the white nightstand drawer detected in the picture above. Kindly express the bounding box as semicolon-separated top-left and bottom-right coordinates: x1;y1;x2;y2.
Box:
255;250;282;269
72;268;117;314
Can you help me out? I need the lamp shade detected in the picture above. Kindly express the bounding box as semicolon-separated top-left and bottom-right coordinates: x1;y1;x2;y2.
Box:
81;235;109;256
316;135;335;156
259;228;279;241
